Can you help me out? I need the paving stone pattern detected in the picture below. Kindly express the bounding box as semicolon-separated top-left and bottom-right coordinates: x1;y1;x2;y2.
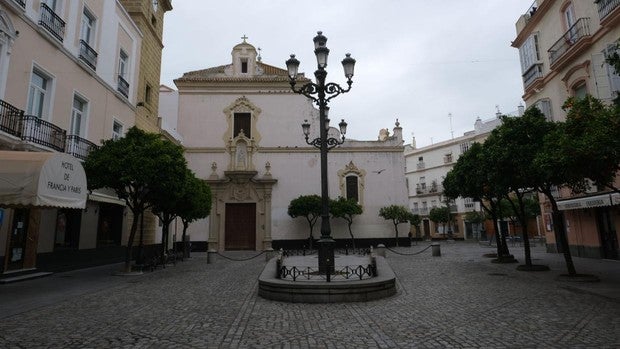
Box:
0;243;619;348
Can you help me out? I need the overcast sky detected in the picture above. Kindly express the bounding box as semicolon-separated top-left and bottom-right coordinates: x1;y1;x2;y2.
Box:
161;1;530;148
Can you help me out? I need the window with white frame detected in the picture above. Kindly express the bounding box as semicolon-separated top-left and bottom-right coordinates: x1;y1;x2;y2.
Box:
604;45;620;97
71;95;87;136
460;141;471;154
118;49;128;79
80;8;95;45
27;69;51;119
112;120;123;140
518;33;540;73
532;99;553;121
419;176;426;190
572;81;587;99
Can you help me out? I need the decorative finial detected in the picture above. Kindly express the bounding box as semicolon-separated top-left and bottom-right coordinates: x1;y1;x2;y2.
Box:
265;161;271;176
241;34;248;43
257;47;262;62
211;162;217;173
395;118;400;127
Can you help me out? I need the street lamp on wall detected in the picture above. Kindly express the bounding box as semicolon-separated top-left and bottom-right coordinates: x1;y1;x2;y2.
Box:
286;31;356;281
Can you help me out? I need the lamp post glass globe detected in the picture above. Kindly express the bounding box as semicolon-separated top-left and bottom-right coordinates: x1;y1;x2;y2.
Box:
286;54;300;79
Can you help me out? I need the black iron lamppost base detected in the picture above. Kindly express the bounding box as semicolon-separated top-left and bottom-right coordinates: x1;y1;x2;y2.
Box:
318;237;336;275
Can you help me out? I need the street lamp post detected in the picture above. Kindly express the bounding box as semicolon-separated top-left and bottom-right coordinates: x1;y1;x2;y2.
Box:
286;32;356;281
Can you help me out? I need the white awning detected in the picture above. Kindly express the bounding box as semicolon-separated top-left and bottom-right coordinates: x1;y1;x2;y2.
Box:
556;192;619;211
0;151;87;209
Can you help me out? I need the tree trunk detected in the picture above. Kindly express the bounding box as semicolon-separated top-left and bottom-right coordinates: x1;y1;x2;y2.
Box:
347;220;356;249
125;208;140;273
182;220;189;258
394;221;399;247
542;189;577;276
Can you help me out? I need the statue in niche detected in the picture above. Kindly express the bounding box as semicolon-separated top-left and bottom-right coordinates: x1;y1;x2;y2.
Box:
236;141;248;170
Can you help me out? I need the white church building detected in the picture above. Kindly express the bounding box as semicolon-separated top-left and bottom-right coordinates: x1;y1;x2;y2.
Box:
161;40;408;251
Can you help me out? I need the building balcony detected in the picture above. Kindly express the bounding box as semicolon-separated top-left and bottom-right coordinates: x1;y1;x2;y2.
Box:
0;99;100;158
419;207;429;216
548;18;591;69
597;0;620;24
66;134;98;160
117;75;129;98
21;115;66;152
0;99;24;138
79;40;98;70
523;0;540;25
39;3;65;42
416;161;425;170
522;63;544;89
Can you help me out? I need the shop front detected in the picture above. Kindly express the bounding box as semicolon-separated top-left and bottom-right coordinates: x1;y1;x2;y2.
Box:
0;151;87;273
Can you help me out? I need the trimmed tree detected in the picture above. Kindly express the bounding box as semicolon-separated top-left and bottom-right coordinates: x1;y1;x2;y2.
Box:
150;153;191;261
408;213;422;240
442;142;513;260
288;195;322;249
84;127;188;272
429;206;451;238
330;197;363;249
379;205;410;247
177;174;212;258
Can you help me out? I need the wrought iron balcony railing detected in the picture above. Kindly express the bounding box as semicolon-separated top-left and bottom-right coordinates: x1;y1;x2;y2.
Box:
39;3;65;42
13;0;26;9
117;75;129;98
79;40;98;70
416;161;425;170
523;63;544;88
548;18;590;67
21;115;66;152
0;99;24;137
66;134;98;160
597;0;620;22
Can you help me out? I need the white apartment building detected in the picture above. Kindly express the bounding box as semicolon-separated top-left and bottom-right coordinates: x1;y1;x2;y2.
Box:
0;0;142;274
404;115;508;240
513;0;620;259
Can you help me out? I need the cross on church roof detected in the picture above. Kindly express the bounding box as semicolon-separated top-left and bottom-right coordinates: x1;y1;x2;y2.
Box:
241;35;248;43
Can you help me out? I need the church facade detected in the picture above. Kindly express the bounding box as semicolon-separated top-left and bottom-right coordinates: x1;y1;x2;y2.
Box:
167;40;408;251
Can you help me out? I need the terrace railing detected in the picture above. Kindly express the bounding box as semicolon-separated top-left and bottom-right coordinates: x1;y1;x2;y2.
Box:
0;99;24;137
39;3;65;42
66;134;98;160
21;115;66;152
548;18;590;67
79;40;98;70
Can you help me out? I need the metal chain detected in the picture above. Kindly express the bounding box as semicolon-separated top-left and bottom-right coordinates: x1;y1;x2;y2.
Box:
215;251;266;261
384;244;433;256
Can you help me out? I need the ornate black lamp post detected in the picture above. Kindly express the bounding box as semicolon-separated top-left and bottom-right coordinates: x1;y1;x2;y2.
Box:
286;31;356;280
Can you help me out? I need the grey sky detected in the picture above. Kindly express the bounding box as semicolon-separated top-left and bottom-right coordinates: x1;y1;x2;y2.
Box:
161;1;529;147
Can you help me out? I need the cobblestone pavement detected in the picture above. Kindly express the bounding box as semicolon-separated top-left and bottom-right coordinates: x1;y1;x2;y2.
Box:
0;242;619;348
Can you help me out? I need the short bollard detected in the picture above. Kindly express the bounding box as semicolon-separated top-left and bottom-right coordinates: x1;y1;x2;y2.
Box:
431;242;441;257
207;249;217;264
375;244;386;258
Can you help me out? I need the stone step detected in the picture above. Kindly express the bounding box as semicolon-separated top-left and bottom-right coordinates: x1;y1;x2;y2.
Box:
0;272;53;284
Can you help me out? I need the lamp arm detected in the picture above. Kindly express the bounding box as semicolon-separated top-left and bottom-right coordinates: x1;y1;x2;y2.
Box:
290;81;320;104
324;81;352;103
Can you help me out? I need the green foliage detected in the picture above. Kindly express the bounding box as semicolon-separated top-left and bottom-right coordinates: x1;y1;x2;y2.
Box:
178;174;212;226
407;213;422;239
330;197;363;248
330;197;363;222
83;127;189;271
428;206;450;225
464;211;484;225
288;195;322;245
556;96;620;192
379;204;410;246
